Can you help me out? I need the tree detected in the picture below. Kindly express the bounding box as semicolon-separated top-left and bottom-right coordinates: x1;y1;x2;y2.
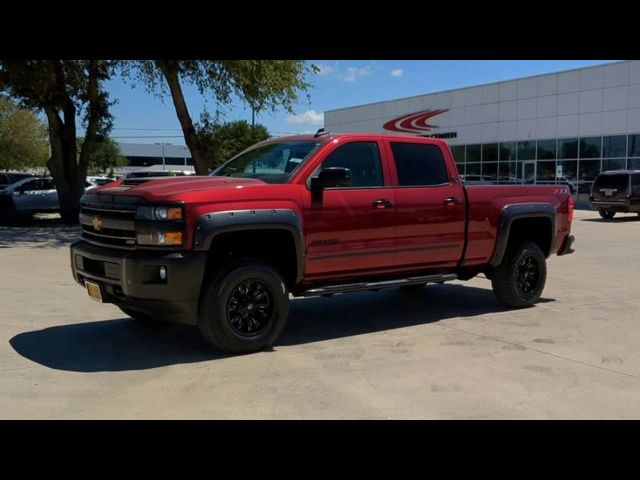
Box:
0;96;49;171
196;116;270;170
0;60;113;223
122;60;316;175
79;137;128;176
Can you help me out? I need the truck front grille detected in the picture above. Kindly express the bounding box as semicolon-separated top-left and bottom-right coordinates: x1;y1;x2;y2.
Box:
80;202;137;249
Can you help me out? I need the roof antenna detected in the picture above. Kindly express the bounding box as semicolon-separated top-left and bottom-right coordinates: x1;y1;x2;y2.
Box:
314;128;328;138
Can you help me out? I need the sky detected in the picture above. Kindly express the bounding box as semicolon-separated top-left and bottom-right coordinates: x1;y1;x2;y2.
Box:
102;60;618;145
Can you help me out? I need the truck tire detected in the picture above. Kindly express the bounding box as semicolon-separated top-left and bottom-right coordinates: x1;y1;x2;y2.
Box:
198;260;290;354
118;306;157;324
491;241;547;308
599;210;615;220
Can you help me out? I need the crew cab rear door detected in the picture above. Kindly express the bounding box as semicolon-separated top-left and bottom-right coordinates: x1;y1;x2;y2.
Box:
302;139;397;279
385;139;466;269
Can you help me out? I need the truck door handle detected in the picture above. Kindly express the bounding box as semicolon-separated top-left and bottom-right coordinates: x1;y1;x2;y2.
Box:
372;199;394;209
444;197;461;205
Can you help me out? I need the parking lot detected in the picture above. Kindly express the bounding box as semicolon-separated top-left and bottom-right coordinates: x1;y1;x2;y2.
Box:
1;209;639;419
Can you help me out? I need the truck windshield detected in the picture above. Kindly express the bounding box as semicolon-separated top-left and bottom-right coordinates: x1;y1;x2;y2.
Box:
211;140;320;183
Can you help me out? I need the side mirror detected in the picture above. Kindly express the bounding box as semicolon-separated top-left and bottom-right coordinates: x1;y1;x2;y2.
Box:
310;167;353;190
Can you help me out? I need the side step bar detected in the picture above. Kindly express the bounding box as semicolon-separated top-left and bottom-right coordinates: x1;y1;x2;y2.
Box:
301;273;457;297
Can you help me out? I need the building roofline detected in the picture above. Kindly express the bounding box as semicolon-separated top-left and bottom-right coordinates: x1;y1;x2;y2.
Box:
325;60;625;114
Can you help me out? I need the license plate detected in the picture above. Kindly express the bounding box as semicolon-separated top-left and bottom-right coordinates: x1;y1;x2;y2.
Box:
85;280;103;302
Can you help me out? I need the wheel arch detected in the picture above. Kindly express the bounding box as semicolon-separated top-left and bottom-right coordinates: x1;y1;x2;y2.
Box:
193;209;304;289
489;203;556;267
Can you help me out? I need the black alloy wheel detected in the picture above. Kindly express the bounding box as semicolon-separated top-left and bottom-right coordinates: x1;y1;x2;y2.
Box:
516;255;540;295
226;279;274;337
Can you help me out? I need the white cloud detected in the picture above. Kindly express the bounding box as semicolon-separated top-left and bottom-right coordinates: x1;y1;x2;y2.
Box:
316;63;336;75
391;68;404;78
287;110;324;126
342;65;373;83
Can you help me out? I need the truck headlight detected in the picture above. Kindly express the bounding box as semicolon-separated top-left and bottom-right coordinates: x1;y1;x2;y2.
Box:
137;231;183;246
136;206;183;221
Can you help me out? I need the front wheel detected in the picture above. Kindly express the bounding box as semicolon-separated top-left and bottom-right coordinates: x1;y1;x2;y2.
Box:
491;241;547;308
599;210;615;220
198;260;290;354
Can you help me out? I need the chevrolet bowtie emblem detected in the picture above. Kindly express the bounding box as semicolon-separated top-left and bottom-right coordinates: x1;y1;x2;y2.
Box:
92;216;103;231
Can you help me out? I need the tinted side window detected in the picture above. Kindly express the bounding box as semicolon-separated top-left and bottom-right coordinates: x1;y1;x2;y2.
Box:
41;179;55;190
391;142;449;186
21;180;40;192
321;141;383;187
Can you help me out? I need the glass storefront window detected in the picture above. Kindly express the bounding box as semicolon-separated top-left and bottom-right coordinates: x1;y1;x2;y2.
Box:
558;160;577;183
602;158;626;171
603;135;626;158
518;141;536;160
629;158;640;170
579;137;601;158
536;161;557;184
558;138;578;159
499;142;517;161
451;145;465;164
628;135;640;158
578;159;601;201
467;144;481;162
465;162;480;175
537;139;557;160
498;162;518;183
482;162;497;180
482;143;498;162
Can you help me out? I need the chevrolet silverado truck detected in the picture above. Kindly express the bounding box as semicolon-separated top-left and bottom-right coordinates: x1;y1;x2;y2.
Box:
70;132;575;353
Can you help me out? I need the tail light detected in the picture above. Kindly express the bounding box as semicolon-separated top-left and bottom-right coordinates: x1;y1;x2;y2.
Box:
567;195;574;223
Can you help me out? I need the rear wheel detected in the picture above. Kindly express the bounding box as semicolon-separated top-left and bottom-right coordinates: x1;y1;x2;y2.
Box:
491;241;547;308
599;210;616;220
198;260;290;354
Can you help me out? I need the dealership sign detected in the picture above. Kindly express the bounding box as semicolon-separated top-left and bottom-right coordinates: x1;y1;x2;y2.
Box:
382;109;457;138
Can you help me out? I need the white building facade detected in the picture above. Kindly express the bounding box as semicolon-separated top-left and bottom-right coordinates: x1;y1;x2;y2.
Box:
324;60;640;202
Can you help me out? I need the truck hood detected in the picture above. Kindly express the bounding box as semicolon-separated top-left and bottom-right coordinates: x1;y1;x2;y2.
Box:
93;176;268;201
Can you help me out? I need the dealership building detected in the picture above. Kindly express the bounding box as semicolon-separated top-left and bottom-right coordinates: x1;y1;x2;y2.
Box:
324;60;640;202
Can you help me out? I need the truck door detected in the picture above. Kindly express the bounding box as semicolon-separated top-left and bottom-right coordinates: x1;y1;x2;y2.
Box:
386;140;466;269
303;140;397;279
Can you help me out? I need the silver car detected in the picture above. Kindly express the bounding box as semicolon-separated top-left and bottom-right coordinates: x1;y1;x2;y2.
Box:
0;177;58;222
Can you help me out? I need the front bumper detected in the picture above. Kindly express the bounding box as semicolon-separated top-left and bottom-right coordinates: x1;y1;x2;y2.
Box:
557;234;575;256
70;240;207;325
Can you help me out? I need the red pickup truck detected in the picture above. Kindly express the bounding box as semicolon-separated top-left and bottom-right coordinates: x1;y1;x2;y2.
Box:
70;132;575;353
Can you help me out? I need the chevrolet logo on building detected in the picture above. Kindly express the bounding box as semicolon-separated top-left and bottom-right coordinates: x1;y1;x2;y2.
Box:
92;216;103;231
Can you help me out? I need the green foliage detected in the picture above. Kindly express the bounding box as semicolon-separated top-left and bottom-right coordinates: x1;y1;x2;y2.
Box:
121;60;316;115
79;137;128;175
196;115;270;170
0;96;49;170
0;60;115;223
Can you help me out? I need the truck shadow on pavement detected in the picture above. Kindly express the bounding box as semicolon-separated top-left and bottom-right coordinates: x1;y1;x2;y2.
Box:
581;215;640;223
9;283;554;372
0;216;80;248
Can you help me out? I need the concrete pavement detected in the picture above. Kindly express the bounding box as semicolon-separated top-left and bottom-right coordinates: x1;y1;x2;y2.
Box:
1;209;639;419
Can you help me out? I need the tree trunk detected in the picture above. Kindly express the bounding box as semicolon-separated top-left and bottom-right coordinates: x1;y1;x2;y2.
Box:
45;105;84;224
156;60;208;175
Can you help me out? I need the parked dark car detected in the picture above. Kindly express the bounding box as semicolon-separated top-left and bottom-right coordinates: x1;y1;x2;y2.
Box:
589;170;640;219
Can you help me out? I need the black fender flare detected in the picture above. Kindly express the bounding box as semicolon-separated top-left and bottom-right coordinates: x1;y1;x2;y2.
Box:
489;203;556;267
192;209;305;284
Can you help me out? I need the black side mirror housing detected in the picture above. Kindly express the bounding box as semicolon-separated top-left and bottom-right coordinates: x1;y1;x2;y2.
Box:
310;167;353;190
